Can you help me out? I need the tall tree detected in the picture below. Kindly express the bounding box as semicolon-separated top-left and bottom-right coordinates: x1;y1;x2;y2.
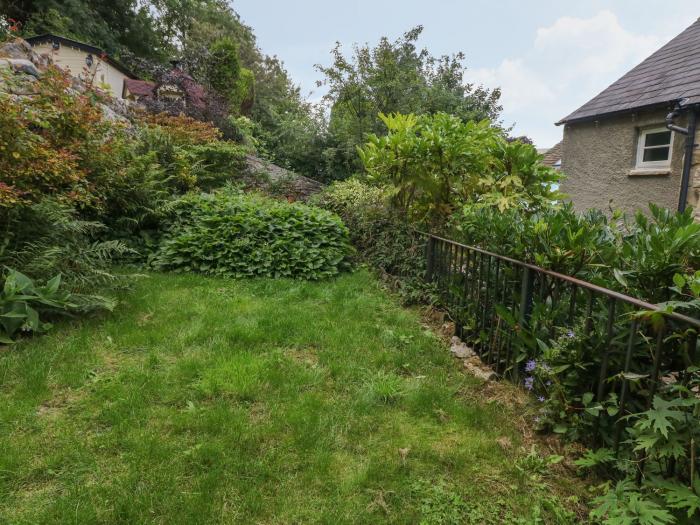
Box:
316;26;502;180
7;0;169;61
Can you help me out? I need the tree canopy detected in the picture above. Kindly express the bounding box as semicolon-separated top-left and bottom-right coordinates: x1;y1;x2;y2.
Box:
316;26;503;180
5;4;504;183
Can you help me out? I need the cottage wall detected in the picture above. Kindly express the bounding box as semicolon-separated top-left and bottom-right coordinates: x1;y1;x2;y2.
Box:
560;108;686;215
31;42;128;99
689;136;700;217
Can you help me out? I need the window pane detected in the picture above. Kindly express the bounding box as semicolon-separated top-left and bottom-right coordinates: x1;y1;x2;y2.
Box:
644;130;671;147
643;146;670;162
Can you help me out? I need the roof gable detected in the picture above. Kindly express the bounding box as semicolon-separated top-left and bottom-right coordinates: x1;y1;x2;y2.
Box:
557;18;700;125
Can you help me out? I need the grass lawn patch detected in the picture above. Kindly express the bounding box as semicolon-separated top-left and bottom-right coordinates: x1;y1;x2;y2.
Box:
0;270;587;524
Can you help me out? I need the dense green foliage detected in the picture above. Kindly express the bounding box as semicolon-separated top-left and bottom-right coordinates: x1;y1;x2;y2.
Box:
360;112;561;224
153;190;352;279
0;271;587;523
453;203;700;302
316;26;502;180
311;179;431;302
1;66;256;340
312;111;561;298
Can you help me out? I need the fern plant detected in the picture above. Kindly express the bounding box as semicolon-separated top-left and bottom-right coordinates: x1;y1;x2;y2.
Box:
2;199;132;292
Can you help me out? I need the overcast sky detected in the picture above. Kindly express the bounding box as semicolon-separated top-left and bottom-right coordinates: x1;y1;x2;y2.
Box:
232;1;698;148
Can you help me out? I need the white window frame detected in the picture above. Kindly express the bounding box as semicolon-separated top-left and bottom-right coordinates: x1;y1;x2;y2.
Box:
636;127;673;170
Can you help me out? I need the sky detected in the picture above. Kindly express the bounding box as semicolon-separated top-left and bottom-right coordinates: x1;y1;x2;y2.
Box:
232;1;698;148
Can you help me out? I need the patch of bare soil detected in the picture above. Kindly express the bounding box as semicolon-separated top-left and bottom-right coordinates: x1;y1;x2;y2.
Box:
284;346;320;367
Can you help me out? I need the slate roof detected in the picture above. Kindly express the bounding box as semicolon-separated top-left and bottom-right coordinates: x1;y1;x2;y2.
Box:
540;141;562;168
557;18;700;125
123;78;155;97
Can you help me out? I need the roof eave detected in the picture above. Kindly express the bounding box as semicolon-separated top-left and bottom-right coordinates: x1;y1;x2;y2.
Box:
556;100;680;126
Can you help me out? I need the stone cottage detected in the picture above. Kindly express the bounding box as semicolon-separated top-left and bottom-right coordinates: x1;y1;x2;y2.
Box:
557;18;700;216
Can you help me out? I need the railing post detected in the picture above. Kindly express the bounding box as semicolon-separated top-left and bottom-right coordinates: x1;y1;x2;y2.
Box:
519;267;535;328
425;235;436;282
513;267;535;382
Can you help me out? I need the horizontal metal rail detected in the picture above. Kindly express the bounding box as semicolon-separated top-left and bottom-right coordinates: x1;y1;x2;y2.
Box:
418;231;700;329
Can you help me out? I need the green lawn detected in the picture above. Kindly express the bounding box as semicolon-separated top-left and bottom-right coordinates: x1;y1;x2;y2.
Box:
0;270;586;524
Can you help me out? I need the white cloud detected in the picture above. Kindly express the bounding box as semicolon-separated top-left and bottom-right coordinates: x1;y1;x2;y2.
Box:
465;11;669;147
469;59;553;112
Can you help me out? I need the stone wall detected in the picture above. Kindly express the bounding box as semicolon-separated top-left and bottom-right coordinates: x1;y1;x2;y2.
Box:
245;154;323;201
688;133;700;218
560;108;686;215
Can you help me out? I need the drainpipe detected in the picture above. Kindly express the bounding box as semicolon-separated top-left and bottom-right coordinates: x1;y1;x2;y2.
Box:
666;103;698;212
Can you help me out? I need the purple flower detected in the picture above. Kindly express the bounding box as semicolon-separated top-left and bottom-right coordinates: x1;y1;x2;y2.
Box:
524;376;534;391
525;359;537;372
538;396;545;402
567;330;575;338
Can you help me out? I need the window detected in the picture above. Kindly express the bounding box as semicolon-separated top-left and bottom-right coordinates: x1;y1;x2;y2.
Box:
636;127;673;169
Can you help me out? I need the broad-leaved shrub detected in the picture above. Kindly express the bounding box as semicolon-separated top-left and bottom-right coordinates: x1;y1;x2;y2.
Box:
153;189;352;279
0;269;114;343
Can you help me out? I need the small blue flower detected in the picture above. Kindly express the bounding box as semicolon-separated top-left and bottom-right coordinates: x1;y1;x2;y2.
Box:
538;396;545;402
525;359;536;372
567;330;575;338
524;376;534;390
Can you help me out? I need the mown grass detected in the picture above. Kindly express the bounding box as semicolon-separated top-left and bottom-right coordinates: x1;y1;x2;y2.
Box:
0;270;586;524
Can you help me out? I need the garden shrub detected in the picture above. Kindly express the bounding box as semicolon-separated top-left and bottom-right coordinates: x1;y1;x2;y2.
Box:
152;189;352;279
451;203;700;303
185;141;248;190
133;115;249;195
139;113;222;145
358;112;562;226
312;178;433;302
0;66;128;210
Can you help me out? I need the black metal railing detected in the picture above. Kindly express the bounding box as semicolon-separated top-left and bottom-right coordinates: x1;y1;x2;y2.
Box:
422;232;700;449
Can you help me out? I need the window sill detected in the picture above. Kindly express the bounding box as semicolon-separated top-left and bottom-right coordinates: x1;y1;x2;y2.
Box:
628;168;671;177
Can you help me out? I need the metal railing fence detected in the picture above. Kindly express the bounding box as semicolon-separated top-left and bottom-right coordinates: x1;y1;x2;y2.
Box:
423;232;700;450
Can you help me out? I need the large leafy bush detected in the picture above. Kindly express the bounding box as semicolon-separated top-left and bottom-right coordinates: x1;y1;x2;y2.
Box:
358;112;562;226
452;203;700;302
152;190;352;279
